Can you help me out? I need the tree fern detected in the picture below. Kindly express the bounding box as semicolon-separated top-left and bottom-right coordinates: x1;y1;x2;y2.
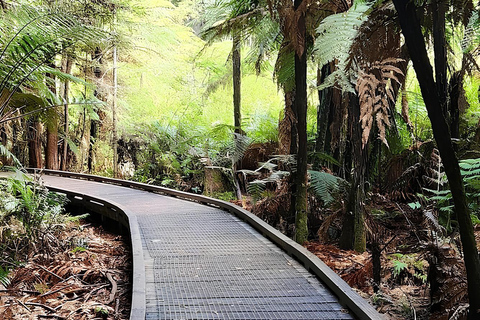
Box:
313;2;371;93
0;4;106;116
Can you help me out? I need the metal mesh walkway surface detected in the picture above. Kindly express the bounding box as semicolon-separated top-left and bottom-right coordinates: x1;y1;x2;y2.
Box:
41;175;354;320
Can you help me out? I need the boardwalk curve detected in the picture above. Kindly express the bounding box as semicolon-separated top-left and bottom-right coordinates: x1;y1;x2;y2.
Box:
34;169;383;320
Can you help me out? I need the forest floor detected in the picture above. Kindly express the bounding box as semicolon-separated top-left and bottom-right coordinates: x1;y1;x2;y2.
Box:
0;222;131;320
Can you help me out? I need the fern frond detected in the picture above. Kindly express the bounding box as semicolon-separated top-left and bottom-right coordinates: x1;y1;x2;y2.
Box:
313;2;371;92
462;11;480;54
0;144;21;168
308;170;344;206
0;4;106;115
247;180;266;202
309;151;340;166
357;58;404;146
0;266;10;288
232;133;252;164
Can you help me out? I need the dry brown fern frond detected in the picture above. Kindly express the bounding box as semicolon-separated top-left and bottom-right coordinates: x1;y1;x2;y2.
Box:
357;58;404;147
428;242;468;317
342;259;373;289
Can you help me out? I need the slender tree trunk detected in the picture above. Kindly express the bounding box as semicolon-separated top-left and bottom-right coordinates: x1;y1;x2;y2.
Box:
113;46;118;178
232;32;243;200
88;120;97;173
315;64;332;155
293;0;308;244
339;94;366;252
61;56;73;171
432;0;448;117
46;118;59;170
393;0;480;316
88;47;102;173
233;32;242;134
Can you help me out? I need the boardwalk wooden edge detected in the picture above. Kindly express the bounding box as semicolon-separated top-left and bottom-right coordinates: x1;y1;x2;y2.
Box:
30;169;384;320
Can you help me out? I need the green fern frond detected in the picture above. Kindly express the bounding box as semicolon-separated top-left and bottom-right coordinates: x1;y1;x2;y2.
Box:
0;266;10;288
247;180;266;202
309;151;340;166
264;170;290;182
308;170;344;205
462;12;480;54
314;2;371;92
273;42;295;91
0;4;106;113
0;144;21;168
232;133;251;164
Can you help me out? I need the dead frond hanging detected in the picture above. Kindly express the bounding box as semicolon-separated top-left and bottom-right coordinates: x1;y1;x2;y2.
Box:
357;58;405;147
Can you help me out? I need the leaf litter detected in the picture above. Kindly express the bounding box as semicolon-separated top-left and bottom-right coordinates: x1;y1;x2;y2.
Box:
0;221;131;319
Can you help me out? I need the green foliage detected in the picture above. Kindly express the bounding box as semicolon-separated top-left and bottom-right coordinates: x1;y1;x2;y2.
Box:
247;180;266;203
392;260;408;278
308;170;346;206
71;246;87;253
0;266;10;288
314;2;371;93
0;170;68;239
131;121;204;189
388;253;427;284
0;4;106;119
423;158;480;231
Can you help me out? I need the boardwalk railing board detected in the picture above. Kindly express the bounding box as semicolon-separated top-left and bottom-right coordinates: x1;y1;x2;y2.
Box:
30;168;384;320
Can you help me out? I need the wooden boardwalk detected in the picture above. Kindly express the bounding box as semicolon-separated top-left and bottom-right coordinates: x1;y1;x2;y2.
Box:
39;174;376;320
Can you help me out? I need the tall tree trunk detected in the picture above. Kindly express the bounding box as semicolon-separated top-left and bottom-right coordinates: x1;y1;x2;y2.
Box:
232;32;243;200
315;64;332;169
339;94;366;252
278;90;296;155
233;32;242;134
113;45;118;178
88;47;102;173
293;0;308;244
46;117;59;169
27;118;42;168
393;0;480;316
45;65;59;170
432;0;448;117
61;56;73;171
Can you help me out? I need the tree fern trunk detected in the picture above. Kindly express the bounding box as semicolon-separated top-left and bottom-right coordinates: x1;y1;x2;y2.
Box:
45;66;59;170
61;55;73;171
46;118;59;170
293;0;308;244
315;64;332;169
394;0;480;316
232;32;243;200
233;32;241;134
339;94;366;252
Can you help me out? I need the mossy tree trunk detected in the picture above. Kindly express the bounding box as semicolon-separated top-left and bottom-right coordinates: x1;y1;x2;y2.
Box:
293;0;308;244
